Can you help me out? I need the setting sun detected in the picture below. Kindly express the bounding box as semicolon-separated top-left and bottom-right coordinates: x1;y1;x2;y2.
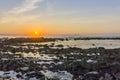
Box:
30;31;40;37
35;31;38;35
29;29;44;37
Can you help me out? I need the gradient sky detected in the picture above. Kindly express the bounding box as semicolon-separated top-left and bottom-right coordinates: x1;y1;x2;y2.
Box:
0;0;120;36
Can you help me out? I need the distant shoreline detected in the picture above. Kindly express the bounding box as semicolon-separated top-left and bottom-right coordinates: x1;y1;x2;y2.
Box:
1;36;120;40
0;34;120;39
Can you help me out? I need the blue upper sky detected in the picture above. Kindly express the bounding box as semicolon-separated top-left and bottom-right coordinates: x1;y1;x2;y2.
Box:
0;0;120;36
1;0;119;12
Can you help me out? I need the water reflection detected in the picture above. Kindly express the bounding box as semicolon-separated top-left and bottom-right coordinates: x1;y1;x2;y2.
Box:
23;40;120;49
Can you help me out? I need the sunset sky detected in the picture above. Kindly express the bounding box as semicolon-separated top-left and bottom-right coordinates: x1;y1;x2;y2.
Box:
0;0;120;36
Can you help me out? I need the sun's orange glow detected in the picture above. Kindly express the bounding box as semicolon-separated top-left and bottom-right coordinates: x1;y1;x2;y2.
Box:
35;31;38;35
29;31;41;37
33;31;40;37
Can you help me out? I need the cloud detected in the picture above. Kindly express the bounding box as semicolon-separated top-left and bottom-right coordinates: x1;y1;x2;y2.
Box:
9;0;43;14
1;14;40;24
0;0;43;24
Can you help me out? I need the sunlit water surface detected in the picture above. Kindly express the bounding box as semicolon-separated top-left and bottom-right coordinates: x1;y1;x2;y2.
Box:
26;40;120;49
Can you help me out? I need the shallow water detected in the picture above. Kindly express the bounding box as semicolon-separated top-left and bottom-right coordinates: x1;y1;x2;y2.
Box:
26;40;120;49
1;36;120;49
55;40;120;49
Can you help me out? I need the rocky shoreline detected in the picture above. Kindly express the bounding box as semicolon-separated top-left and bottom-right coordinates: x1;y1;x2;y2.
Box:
0;38;120;80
